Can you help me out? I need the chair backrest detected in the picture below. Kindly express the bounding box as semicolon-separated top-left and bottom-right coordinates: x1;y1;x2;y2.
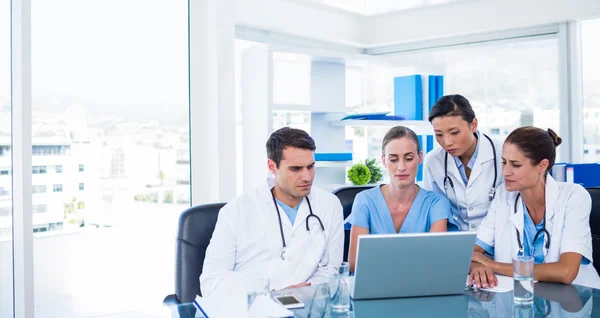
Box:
586;188;600;274
332;185;375;262
174;203;225;302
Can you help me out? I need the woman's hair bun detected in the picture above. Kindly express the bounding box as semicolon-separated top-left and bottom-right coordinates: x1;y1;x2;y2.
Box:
547;128;562;147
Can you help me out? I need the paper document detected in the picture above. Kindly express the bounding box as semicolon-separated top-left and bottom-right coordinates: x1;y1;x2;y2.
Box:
480;275;513;293
467;274;513;293
194;294;293;318
194;295;246;318
248;295;294;318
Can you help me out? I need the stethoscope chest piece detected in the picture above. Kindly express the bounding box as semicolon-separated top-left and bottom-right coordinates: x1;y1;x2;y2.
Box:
444;133;498;221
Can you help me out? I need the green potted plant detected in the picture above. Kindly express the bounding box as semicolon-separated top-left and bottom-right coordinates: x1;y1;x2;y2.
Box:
364;158;384;184
347;163;371;185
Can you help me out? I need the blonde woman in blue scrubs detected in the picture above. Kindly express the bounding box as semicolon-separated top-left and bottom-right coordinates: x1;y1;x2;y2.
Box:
345;126;452;272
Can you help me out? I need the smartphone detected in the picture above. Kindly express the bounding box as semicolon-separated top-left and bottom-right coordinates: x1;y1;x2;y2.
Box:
273;295;305;309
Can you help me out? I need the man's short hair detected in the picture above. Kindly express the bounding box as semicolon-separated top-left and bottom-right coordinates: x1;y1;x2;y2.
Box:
266;127;316;167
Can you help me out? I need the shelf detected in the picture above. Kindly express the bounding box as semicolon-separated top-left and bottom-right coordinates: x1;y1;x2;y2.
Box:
315;161;352;168
329;119;433;135
315;152;352;161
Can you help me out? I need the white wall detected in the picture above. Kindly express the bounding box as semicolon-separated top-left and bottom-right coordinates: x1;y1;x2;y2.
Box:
362;0;600;46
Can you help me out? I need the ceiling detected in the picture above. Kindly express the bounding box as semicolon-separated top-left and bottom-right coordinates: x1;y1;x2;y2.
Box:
302;0;468;16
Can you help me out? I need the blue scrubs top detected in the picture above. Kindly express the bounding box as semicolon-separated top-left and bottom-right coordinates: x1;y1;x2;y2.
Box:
274;197;302;225
344;185;451;234
454;131;480;186
522;204;545;264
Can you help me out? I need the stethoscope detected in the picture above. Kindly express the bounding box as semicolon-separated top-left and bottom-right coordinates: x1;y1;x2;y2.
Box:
514;193;551;256
443;133;497;221
271;189;329;267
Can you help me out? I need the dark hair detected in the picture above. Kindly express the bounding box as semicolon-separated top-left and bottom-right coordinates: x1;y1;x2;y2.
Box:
266;127;316;167
428;94;476;123
382;126;421;155
504;127;562;173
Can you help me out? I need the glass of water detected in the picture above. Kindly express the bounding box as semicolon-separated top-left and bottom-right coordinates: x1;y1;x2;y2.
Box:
513;255;534;304
513;303;534;318
246;276;270;310
329;262;350;312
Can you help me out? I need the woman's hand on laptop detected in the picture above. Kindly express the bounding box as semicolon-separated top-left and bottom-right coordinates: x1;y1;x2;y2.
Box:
468;262;497;289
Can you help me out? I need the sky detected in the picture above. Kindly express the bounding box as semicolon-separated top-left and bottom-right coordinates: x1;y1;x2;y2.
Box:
1;0;188;113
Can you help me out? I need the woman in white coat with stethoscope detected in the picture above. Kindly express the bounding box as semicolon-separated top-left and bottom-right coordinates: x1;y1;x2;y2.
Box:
423;94;504;231
468;126;600;289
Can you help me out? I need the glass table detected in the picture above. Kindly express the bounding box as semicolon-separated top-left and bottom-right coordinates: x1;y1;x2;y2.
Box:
166;282;600;317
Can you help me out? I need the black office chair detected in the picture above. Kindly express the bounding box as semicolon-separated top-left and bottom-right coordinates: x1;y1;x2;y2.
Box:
163;202;226;305
332;185;375;262
586;188;600;274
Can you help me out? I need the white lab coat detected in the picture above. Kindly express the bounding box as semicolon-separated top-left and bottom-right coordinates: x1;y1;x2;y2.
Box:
200;179;344;297
476;175;600;289
422;134;504;231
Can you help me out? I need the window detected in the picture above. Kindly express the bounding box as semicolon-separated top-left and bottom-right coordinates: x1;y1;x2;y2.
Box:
32;204;48;213
0;207;10;217
0;1;12;314
0;227;11;237
0;145;9;156
346;66;365;109
273;111;311;132
110;148;126;177
31;2;189;316
32;145;67;156
348;37;560;162
33;165;47;174
55;165;63;173
32;185;47;194
79;164;84;172
53;184;63;192
33;226;48;232
582;19;600;162
272;52;311;105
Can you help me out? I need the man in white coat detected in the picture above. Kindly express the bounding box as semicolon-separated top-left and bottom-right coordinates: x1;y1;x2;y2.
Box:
200;127;344;297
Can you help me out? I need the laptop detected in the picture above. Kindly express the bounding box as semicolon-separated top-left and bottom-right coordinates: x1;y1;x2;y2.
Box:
351;232;477;300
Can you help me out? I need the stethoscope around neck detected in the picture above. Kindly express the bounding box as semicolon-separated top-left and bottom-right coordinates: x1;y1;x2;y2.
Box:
514;193;551;256
270;188;329;267
443;133;498;222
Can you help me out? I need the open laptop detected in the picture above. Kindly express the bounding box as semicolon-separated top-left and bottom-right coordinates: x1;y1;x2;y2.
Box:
351;232;477;300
